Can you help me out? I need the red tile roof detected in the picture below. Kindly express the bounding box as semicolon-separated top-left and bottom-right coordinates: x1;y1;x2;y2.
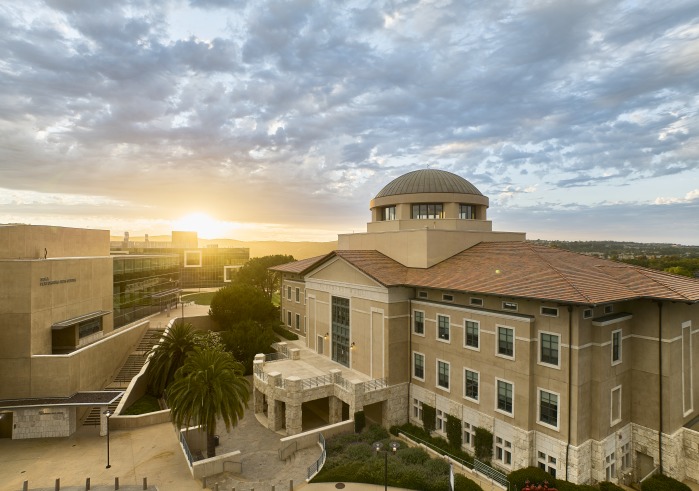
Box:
272;243;699;305
270;254;329;273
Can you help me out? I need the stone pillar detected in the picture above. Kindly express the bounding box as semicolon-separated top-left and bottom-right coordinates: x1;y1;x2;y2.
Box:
284;376;303;436
329;396;343;424
267;372;282;432
290;348;300;360
99;408;108;437
253;386;264;414
349;379;365;417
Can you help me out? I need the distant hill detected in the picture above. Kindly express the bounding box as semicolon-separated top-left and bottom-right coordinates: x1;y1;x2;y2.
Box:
110;235;337;260
529;239;699;258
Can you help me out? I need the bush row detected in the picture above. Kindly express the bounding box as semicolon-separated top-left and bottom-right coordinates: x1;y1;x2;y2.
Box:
273;324;299;340
389;422;474;465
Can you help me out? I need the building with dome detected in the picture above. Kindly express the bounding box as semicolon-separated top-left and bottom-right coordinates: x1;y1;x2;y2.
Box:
267;169;699;486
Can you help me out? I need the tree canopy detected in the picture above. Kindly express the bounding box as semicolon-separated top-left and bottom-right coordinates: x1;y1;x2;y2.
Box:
234;254;295;299
145;321;200;397
208;283;278;327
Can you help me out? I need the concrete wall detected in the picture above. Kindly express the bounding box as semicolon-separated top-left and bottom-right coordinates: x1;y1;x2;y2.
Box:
0;225;110;259
11;407;76;439
110;409;171;430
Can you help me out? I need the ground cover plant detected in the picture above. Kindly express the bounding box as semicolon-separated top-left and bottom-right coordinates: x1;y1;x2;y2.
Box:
122;394;161;415
390;422;474;466
312;424;482;491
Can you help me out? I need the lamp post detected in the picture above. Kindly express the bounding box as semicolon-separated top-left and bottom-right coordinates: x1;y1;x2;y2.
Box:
373;441;400;491
103;410;112;469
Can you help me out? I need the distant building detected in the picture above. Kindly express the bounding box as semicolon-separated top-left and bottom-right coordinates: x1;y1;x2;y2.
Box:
270;169;699;485
111;231;249;289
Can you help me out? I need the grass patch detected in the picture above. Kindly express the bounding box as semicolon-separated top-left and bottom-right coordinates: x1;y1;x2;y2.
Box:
182;292;217;305
122;394;162;415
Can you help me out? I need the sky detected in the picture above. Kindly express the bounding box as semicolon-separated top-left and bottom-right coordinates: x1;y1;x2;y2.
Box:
1;0;698;244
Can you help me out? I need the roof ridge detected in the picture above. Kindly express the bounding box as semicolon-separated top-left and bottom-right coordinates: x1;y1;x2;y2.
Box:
526;243;596;304
607;262;693;301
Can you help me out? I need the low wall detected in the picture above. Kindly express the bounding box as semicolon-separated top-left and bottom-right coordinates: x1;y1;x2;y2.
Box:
279;420;354;452
193;450;242;479
110;409;171;430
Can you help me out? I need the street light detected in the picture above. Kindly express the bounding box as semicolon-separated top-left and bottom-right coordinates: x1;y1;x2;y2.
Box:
103;409;112;469
373;441;400;491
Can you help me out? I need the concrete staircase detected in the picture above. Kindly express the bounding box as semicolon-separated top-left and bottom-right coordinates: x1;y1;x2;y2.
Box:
82;327;165;426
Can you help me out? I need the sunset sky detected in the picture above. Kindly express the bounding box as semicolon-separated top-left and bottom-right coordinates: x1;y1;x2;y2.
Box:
1;1;698;244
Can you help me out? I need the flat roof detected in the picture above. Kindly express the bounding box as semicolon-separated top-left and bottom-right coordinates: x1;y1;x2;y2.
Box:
0;391;123;410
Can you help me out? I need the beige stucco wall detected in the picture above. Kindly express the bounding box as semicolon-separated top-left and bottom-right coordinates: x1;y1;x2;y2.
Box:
0;225;109;259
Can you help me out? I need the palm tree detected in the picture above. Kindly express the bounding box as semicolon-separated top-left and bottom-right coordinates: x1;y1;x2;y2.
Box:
167;349;250;458
145;321;200;397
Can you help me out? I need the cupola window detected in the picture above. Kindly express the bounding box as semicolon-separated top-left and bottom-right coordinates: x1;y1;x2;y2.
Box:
459;204;475;219
382;206;396;221
412;203;443;219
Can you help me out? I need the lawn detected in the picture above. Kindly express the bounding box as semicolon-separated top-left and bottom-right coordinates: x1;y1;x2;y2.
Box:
122;394;162;415
181;291;217;305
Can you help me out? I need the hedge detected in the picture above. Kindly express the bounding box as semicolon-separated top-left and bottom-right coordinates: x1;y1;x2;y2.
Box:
641;474;692;491
273;324;299;340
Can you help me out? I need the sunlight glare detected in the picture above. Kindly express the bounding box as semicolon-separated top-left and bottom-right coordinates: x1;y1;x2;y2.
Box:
172;212;237;239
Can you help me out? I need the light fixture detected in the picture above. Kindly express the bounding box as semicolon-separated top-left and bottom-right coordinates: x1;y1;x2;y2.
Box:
351;342;356;349
103;409;112;469
324;332;329;339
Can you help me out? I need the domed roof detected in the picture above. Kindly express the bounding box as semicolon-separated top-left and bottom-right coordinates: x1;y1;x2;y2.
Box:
375;169;483;199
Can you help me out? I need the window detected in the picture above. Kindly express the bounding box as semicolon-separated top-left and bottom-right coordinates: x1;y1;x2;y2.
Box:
437;360;450;391
538;390;559;428
418;291;428;298
503;301;518;311
583;308;593;319
382;206;396;221
295;288;300;302
470;297;483;306
540;333;560;366
78;318;102;338
495;437;512;466
463;421;475;447
295;313;300;330
611;385;622;426
621;443;631;469
438;315;450;341
413;398;423;419
605;451;616;481
604;304;614;314
287;286;292;300
331;296;350;368
465;320;479;349
459;204;475;219
538;451;557;478
496;379;513;415
541;306;559;317
413;352;425;380
436;409;446;433
497;326;514;357
287;311;292;327
413;311;425;335
184;251;202;267
412;203;444;219
464;369;479;401
442;293;454;302
611;329;622;364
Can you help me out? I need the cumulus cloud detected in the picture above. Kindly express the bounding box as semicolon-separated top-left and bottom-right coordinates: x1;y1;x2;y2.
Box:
0;0;698;242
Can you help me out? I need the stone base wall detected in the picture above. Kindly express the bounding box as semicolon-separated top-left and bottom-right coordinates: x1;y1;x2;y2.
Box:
684;428;699;484
12;407;76;439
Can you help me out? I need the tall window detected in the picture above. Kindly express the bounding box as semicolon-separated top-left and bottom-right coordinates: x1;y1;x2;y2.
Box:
438;315;450;341
413;311;425;335
413;398;423;419
539;390;559;428
495;437;512;465
287;311;292;327
605;451;616;481
464;369;479;401
538;451;557;478
295;313;300;330
497;379;513;414
437;360;450;390
465;320;479;349
382;206;396;221
412;203;443;219
436;409;446;433
459;204;475;219
612;330;622;364
331;296;350;367
498;326;514;357
540;333;559;366
295;288;300;302
287;286;292;300
463;421;475;447
413;352;425;380
611;385;622;425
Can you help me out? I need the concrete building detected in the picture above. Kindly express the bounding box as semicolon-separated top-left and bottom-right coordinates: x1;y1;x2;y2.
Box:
111;231;249;289
269;169;699;485
0;225;170;439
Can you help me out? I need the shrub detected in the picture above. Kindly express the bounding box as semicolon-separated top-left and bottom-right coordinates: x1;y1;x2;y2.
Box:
398;447;430;466
122;394;161;415
345;442;373;461
359;423;389;444
455;474;484;491
446;414;462;449
425;457;451;476
423;403;436;433
641;474;692;491
508;466;556;491
599;482;625;491
354;411;366;433
273;324;299;340
474;427;493;461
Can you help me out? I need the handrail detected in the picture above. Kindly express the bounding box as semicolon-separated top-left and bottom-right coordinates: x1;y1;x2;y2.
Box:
303;374;332;389
398;429;473;470
307;433;327;480
640;466;659;483
363;377;387;392
178;429;194;468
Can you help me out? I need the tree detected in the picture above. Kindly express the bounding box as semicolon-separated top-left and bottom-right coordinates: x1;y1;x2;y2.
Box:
167;349;250;458
208;283;278;327
221;319;277;374
235;255;295;299
145;321;200;397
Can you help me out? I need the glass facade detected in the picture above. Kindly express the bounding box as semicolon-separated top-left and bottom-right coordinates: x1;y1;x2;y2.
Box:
113;255;180;328
331;296;350;367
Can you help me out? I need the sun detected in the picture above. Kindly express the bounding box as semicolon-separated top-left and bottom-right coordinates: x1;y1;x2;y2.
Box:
172;212;231;239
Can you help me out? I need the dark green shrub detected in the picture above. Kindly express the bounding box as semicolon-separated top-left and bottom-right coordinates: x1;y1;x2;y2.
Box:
423;403;436;433
508;466;556;491
641;474;692;491
359;423;389;444
599;482;625;491
398;447;430;465
345;442;373;461
325;432;359;453
354;410;366;433
425;457;451;475
122;394;161;415
393;465;429;491
455;473;484;491
273;324;299;340
389;425;400;436
474;427;493;461
446;414;462;448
